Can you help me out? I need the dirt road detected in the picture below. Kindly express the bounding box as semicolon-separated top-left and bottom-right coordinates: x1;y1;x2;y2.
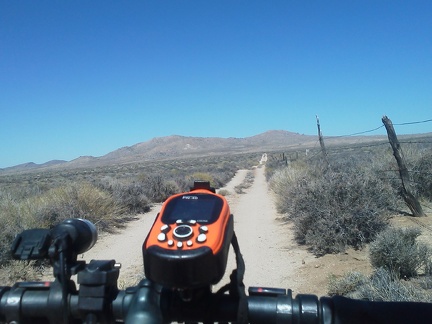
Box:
82;166;371;296
214;167;311;292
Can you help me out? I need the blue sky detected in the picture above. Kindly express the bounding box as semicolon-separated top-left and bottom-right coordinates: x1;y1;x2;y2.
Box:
1;1;431;168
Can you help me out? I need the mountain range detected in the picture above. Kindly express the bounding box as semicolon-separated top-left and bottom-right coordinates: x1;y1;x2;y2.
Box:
0;130;388;174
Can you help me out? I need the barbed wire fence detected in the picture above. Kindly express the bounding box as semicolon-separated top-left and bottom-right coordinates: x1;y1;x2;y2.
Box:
268;116;432;214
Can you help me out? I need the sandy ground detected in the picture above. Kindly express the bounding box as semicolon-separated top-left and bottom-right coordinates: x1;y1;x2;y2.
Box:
214;167;312;292
214;166;373;296
79;204;162;287
81;165;380;297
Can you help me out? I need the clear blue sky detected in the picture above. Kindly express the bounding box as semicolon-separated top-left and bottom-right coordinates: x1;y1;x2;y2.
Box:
1;1;431;168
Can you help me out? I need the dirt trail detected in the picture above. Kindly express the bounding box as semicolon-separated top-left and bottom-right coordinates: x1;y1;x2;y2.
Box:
215;166;310;292
80;204;161;285
82;166;372;296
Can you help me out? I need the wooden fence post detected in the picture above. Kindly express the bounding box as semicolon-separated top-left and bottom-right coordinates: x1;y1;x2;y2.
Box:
316;115;329;168
382;115;425;216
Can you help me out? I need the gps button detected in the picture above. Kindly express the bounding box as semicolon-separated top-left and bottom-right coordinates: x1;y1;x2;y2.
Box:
173;225;193;240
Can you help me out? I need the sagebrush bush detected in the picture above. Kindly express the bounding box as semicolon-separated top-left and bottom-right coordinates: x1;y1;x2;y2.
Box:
353;268;432;302
189;172;216;188
270;160;396;256
137;174;180;203
411;152;432;200
97;177;151;214
329;268;432;302
369;227;431;278
328;271;367;297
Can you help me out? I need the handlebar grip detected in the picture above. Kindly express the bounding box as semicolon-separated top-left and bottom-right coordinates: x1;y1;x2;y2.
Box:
326;295;432;324
0;287;10;322
248;289;332;324
0;283;67;323
248;288;432;324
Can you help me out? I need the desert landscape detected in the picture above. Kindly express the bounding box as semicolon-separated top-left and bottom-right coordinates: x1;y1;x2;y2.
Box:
2;130;432;300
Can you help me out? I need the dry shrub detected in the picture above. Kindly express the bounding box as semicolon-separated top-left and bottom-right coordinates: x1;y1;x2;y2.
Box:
0;261;46;286
269;162;310;213
328;271;367;297
329;268;432;302
264;153;290;181
26;182;126;232
217;189;230;196
411;152;432;200
190;172;215;188
0;192;31;265
357;268;432;302
369;227;432;279
270;160;396;256
328;227;432;302
97;177;151;213
137;174;180;203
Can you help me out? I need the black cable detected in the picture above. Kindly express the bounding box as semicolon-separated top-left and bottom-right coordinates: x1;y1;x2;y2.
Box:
326;125;385;138
393;118;432;126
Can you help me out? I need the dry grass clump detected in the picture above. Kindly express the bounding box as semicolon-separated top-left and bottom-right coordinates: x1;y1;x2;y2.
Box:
0;261;47;286
27;182;127;232
0;191;35;265
0;182;127;267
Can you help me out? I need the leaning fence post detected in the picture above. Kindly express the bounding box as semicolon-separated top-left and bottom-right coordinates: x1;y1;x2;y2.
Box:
316;115;329;169
382;115;425;216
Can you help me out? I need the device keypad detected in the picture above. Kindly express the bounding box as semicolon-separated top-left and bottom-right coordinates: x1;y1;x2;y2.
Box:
156;219;208;249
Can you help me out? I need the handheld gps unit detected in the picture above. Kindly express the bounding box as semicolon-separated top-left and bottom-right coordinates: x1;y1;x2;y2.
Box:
143;181;233;288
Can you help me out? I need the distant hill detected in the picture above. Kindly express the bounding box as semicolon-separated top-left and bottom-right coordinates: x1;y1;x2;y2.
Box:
0;129;395;174
1;160;67;173
94;130;315;164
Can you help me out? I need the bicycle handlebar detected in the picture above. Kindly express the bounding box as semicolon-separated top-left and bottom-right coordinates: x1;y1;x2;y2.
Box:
2;277;432;323
3;216;432;323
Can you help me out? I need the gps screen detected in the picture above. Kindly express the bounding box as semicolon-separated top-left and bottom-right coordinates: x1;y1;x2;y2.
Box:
161;193;224;224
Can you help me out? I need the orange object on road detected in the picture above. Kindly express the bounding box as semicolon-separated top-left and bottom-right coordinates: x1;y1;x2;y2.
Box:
143;181;233;288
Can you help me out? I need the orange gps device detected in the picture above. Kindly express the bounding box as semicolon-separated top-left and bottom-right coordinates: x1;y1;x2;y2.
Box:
142;181;233;288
